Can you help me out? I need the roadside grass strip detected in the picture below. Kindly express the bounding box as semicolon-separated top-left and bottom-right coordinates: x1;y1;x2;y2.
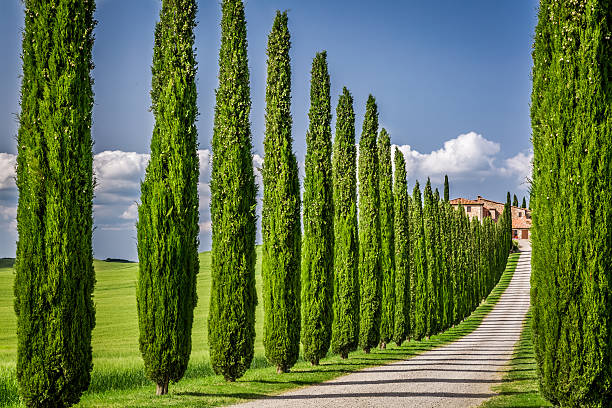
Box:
480;309;551;408
0;253;519;407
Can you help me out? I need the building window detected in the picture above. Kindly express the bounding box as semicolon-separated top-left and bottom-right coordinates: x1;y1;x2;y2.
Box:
519;212;522;217
466;206;471;212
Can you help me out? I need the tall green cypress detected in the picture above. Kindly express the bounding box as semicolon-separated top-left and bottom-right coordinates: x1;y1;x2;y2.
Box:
136;0;199;395
261;11;301;373
331;87;359;359
392;148;411;345
358;95;382;352
14;1;96;406
521;196;527;209
443;174;450;202
209;0;257;382
411;181;428;340
301;51;334;366
378;128;395;347
423;179;439;336
531;1;612;405
513;194;519;207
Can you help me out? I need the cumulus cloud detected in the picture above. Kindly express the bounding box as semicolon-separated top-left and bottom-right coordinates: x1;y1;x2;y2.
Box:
0;153;17;190
394;132;502;183
500;150;533;190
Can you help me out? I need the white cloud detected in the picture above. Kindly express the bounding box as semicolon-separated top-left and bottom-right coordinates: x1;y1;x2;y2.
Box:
199;221;212;233
0;153;17;190
120;202;138;220
500;150;533;190
394;132;501;182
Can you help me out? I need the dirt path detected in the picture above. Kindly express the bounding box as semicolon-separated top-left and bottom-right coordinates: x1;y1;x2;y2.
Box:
233;249;532;408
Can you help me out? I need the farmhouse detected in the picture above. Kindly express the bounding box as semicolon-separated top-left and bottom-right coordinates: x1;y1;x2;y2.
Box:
449;195;531;239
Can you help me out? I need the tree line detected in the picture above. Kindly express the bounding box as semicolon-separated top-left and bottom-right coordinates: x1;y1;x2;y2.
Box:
13;0;512;406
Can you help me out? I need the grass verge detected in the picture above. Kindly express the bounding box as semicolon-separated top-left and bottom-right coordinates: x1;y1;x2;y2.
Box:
480;309;551;408
0;253;519;407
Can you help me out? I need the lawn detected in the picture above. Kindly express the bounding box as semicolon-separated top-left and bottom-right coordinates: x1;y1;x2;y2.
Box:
479;309;551;408
1;251;519;407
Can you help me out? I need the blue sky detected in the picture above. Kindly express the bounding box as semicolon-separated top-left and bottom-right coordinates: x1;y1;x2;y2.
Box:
0;0;538;259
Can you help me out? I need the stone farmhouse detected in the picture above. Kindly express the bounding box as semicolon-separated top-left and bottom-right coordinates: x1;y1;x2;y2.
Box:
449;195;531;239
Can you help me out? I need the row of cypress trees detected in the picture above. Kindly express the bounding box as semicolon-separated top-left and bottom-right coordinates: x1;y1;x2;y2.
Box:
12;0;515;404
530;0;611;406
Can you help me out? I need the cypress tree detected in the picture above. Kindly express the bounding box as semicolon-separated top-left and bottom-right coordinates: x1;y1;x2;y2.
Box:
261;11;301;373
301;51;334;365
531;0;612;405
378;128;395;348
411;181;428;340
513;194;519;207
521;196;527;209
358;95;382;353
14;1;96;405
392;148;410;345
443;174;450;202
423;179;439;336
136;0;199;395
209;0;257;382
331;87;359;359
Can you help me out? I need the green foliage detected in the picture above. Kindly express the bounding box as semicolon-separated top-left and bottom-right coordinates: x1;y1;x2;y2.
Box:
521;197;527;209
513;194;519;207
331;87;359;359
301;51;334;365
423;179;440;336
530;0;612;406
14;1;96;406
411;181;428;340
209;0;257;382
392;149;411;345
358;95;382;352
443;174;450;202
261;11;301;373
137;0;200;394
378;129;395;345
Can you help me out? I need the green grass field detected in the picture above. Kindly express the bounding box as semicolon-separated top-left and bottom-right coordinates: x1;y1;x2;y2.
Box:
1;251;520;407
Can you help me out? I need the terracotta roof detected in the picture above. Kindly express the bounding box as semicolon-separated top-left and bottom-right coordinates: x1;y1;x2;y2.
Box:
512;217;532;229
449;198;482;206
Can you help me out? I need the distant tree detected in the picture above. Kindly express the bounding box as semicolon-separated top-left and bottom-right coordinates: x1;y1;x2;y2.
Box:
423;179;439;336
378;128;395;348
331;87;359;359
530;0;612;405
411;181;428;340
14;1;96;405
513;194;519;207
443;175;450;202
301;51;334;366
392;148;411;345
358;95;382;353
137;0;200;395
209;0;257;382
261;10;301;373
521;197;527;209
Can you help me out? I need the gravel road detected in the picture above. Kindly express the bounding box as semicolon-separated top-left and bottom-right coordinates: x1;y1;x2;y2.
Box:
232;248;532;408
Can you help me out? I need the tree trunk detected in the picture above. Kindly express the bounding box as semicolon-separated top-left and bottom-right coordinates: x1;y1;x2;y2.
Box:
340;352;348;359
156;377;169;395
277;365;289;374
364;347;370;354
311;359;320;366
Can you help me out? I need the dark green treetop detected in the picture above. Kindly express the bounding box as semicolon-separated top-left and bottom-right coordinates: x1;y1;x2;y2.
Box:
209;0;257;382
14;1;96;406
301;51;334;366
331;87;359;359
261;10;301;373
358;95;382;352
378;128;395;346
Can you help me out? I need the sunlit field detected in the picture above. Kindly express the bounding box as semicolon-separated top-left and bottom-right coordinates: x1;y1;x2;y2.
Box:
0;252;519;407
